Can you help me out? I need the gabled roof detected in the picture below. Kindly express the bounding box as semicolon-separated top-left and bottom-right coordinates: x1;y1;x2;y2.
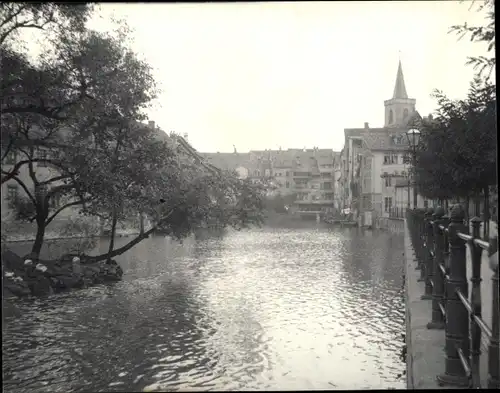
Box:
404;110;423;127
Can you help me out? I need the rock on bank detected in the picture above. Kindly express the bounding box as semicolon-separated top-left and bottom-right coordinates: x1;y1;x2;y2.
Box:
2;250;123;298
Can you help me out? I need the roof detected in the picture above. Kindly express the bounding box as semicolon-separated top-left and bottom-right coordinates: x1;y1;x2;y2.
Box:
393;60;408;99
201;148;337;172
360;128;411;151
200;152;252;172
404;110;423;128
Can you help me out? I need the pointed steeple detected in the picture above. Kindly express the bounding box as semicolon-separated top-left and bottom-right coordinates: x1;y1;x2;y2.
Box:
392;60;408;99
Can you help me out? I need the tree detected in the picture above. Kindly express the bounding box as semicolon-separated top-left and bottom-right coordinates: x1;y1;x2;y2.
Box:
449;0;495;82
2;21;161;257
415;78;496;201
0;3;93;47
415;0;497;206
2;5;267;262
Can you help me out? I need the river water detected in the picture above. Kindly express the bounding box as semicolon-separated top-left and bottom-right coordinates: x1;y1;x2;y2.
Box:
2;225;406;392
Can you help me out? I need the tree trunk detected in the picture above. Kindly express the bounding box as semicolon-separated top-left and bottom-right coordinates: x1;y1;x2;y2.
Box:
484;186;490;239
107;209;118;262
139;212;144;234
31;218;46;259
465;195;470;229
90;226;155;262
87;208;176;263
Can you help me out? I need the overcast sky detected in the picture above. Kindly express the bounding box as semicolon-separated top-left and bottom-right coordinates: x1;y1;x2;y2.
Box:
85;1;489;152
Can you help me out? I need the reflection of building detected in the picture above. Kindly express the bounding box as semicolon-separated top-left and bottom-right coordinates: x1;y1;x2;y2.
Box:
201;148;339;219
338;60;432;226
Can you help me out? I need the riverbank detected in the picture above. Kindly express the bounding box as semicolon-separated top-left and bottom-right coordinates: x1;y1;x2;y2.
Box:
2;249;123;299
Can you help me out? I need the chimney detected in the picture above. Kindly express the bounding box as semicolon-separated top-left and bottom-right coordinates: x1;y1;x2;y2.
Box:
148;120;155;129
364;122;369;129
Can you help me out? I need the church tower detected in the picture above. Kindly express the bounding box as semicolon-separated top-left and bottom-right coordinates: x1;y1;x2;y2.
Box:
384;60;416;128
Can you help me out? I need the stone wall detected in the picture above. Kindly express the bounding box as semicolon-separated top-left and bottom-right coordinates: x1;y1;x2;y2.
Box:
2;217;141;243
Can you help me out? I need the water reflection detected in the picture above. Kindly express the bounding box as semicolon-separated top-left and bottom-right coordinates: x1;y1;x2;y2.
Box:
3;225;406;392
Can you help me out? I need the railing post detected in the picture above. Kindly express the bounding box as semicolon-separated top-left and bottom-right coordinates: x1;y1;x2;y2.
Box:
469;217;482;388
415;209;424;271
411;208;421;270
437;204;469;387
421;207;435;299
427;206;445;330
488;240;499;389
418;209;430;282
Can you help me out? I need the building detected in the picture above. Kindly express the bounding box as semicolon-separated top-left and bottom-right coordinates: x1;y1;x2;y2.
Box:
339;60;431;227
201;147;339;219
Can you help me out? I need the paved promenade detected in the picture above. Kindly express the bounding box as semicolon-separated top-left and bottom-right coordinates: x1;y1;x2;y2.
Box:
404;221;493;389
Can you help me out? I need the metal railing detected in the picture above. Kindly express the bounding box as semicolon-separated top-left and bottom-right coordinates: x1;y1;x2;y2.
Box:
407;205;499;389
390;207;407;219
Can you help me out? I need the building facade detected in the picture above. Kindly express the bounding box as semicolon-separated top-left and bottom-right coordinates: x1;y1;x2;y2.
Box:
201;147;339;218
339;60;431;226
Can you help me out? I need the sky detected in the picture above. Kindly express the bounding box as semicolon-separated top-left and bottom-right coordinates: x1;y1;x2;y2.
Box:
44;1;495;152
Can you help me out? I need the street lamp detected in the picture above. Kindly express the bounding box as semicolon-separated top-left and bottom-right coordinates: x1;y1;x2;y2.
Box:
406;128;421;209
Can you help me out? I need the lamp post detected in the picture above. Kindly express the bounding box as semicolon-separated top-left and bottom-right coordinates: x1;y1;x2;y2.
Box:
406;128;421;209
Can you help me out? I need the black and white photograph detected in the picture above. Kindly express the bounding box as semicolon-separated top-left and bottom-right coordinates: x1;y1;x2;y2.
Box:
1;1;497;391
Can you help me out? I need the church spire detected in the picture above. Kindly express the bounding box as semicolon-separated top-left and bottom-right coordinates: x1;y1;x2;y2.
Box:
392;60;408;99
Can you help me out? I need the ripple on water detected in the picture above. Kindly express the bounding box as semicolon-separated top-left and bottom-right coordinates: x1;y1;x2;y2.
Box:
3;227;406;392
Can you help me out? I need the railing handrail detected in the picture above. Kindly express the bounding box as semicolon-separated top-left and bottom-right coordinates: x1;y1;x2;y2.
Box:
406;207;499;389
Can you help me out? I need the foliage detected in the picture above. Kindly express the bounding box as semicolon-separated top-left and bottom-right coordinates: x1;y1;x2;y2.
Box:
449;0;495;81
415;0;497;201
415;77;496;199
58;217;100;255
265;193;296;213
0;3;93;47
1;3;267;261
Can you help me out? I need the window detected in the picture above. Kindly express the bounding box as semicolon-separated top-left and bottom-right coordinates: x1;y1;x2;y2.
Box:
286;181;289;188
384;197;393;212
403;153;410;164
383;154;398;165
403;108;409;120
5;150;17;165
38;149;48;167
322;182;332;190
385;176;392;187
389;109;394;124
49;193;61;209
7;185;18;201
286;171;290;177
